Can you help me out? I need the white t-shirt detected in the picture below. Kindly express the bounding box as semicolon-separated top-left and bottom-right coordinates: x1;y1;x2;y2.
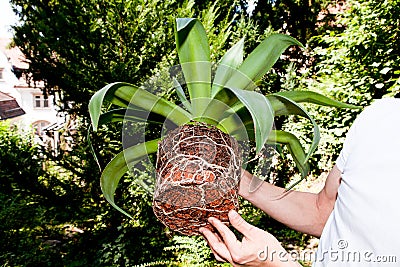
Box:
314;98;400;266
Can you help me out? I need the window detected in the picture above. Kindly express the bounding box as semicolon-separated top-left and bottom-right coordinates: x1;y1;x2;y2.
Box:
34;95;49;108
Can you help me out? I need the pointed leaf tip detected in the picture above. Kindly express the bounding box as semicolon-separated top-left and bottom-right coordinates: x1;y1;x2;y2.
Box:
176;18;196;32
100;139;159;218
226;33;303;90
175;17;211;115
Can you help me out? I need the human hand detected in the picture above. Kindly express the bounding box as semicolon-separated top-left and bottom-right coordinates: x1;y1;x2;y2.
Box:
199;210;300;267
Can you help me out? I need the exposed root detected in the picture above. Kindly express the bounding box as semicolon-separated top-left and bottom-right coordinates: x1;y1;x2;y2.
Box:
153;122;241;236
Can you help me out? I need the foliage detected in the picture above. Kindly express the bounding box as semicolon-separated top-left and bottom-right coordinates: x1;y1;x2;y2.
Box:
312;0;400;102
10;0;286;117
0;121;79;204
0;121;174;266
164;235;214;266
293;0;400;173
0;122;76;266
9;0;338;116
5;0;398;265
249;0;330;44
10;0;230;116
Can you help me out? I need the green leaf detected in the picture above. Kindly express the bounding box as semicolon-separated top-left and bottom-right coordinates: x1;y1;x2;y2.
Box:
265;91;360;163
87;125;102;170
89;82;192;131
173;77;192;113
225;34;303;91
227;88;274;153
211;88;239;111
100;139;159;218
218;102;251;138
88;108;163;171
267;130;310;189
233;128;310;189
88;107;167;171
226;120;254;141
175;18;211;115
191;97;241;128
272;91;361;112
97;109;127;124
98;108;169;126
267;94;320;163
211;38;244;97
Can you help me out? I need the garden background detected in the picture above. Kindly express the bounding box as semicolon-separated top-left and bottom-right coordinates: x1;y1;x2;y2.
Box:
1;0;399;266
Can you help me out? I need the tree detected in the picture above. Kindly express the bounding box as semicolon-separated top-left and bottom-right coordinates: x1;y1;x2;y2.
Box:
10;0;334;117
311;0;400;104
11;0;244;116
291;0;400;173
250;0;327;43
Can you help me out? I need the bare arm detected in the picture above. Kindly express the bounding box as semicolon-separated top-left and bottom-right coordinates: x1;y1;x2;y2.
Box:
239;165;341;237
200;167;341;265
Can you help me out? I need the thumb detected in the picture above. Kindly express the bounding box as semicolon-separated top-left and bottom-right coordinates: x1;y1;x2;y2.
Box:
228;210;256;237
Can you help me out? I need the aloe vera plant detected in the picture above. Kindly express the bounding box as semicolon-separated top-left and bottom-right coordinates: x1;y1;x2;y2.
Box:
88;18;358;236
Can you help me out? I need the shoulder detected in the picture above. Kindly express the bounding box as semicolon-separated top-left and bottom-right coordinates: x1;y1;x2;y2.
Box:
355;98;400;132
358;98;400;121
336;98;400;171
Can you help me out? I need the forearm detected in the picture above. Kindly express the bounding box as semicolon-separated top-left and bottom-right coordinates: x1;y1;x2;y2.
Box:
239;170;329;237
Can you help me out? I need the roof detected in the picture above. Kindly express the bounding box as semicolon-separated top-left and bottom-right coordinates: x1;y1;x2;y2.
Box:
0;38;45;89
0;38;29;69
42;121;65;132
0;91;25;120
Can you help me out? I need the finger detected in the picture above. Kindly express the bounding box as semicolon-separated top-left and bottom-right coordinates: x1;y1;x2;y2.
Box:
202;232;226;263
208;216;242;253
210;245;226;262
228;210;257;238
200;227;232;262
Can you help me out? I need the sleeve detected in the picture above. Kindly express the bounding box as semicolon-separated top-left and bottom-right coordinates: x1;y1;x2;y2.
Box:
335;114;361;172
336;98;400;172
335;99;382;172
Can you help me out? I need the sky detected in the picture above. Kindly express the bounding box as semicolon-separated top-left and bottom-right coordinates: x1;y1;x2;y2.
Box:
0;0;19;38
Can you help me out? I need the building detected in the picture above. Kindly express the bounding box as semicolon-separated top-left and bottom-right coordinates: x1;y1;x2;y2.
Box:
0;38;64;149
